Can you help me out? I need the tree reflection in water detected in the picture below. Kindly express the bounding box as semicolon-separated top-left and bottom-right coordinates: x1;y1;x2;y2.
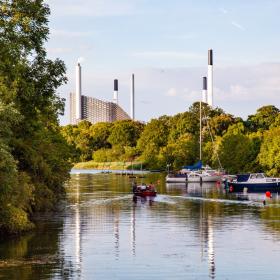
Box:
1;172;280;279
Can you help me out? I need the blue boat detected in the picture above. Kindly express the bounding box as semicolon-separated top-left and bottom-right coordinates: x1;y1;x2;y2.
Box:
228;173;280;193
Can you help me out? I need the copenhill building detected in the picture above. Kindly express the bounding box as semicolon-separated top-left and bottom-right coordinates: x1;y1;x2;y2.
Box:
70;63;132;125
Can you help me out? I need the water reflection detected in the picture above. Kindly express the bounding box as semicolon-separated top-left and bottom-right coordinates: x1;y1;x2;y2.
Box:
131;203;136;256
74;181;82;277
113;206;120;260
207;215;215;279
1;173;280;279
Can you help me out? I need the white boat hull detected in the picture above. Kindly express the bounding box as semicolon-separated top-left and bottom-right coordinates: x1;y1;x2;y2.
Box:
187;175;221;183
166;175;221;183
166;176;186;183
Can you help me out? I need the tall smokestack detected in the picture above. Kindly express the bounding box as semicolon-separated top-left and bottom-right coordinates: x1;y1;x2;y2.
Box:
207;49;213;107
76;63;82;121
131;74;135;120
202;76;207;103
113;79;118;104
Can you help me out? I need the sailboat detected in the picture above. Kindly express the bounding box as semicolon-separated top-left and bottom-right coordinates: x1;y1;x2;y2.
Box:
166;102;223;183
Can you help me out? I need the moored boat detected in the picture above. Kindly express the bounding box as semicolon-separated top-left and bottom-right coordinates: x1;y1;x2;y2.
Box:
165;173;188;183
165;161;201;183
165;168;222;183
227;173;280;193
187;170;222;183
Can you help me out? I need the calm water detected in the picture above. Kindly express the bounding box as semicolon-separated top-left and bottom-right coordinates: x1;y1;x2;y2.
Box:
1;171;280;279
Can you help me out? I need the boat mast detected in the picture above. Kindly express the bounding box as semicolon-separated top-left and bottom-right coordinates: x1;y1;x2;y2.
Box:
200;101;202;161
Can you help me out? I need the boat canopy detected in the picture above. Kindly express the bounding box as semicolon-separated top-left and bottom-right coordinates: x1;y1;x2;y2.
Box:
182;161;203;171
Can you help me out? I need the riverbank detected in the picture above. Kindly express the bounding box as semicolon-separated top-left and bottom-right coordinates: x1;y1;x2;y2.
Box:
73;161;144;170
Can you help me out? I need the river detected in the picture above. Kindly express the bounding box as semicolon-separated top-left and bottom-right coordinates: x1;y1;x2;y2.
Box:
1;171;280;279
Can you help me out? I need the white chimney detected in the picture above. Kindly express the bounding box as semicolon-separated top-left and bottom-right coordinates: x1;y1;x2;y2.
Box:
76;63;82;120
113;79;118;104
202;76;207;103
131;74;135;120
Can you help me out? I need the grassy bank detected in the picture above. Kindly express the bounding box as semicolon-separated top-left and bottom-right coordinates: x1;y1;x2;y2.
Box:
73;161;144;170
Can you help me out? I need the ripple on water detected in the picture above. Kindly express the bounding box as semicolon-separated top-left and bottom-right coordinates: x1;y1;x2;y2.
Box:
1;172;280;280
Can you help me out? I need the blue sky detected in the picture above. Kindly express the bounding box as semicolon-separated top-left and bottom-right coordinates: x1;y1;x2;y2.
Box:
45;0;280;125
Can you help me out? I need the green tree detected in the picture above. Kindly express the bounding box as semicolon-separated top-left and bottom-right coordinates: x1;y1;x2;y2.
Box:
137;116;171;152
93;148;110;162
258;128;280;176
74;120;94;161
0;103;34;234
270;114;280;128
60;124;81;161
137;116;171;169
247;105;280;132
202;137;223;169
168;111;198;141
218;130;258;174
89;122;112;150
209;114;237;136
164;133;198;169
189;102;224;119
108;120;144;147
0;0;72;234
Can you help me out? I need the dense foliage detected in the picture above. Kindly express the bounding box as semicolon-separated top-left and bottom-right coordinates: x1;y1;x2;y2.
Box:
61;120;145;163
63;103;280;175
0;0;72;235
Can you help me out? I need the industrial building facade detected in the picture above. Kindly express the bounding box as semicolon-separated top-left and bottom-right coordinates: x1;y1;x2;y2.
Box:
70;92;131;125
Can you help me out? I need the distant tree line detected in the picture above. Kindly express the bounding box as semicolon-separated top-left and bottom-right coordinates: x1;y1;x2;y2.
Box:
62;103;280;176
0;1;72;235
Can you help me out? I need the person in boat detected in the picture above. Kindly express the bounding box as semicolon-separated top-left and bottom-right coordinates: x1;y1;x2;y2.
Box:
132;181;137;193
148;183;155;191
140;184;147;191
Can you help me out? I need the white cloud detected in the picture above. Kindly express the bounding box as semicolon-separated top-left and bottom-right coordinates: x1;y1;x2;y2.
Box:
229;85;249;99
231;21;245;30
77;57;85;63
182;89;201;101
166;88;178;97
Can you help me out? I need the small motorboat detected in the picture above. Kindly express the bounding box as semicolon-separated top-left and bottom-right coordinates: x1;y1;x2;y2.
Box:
132;184;157;197
227;173;280;193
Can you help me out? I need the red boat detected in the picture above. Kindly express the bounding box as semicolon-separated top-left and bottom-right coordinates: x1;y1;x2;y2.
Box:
133;184;157;197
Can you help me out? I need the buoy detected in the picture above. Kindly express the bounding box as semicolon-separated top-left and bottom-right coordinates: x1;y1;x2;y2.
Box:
265;191;271;198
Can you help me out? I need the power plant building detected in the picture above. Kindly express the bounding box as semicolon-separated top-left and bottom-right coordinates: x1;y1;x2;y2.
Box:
70;93;131;125
70;63;130;125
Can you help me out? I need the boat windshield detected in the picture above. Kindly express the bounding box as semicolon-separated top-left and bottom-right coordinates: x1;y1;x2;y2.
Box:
250;173;265;179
